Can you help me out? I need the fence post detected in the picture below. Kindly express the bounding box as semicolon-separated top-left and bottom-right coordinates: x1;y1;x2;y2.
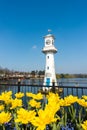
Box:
52;80;55;93
18;79;21;92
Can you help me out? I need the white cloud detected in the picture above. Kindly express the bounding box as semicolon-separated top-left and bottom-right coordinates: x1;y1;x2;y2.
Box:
32;45;37;49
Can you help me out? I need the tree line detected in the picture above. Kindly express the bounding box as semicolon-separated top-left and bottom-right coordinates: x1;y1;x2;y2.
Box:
56;73;87;79
0;67;45;76
0;66;87;78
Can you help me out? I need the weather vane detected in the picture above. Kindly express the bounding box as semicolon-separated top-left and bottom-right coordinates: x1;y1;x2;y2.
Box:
48;29;52;34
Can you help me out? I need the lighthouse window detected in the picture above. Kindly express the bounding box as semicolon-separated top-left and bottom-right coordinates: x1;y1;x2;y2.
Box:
47;66;49;70
47;56;49;59
52;40;53;44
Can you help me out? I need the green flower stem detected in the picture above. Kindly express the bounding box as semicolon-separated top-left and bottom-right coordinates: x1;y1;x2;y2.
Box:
52;123;57;130
32;127;36;130
2;125;5;130
15;123;21;130
23;124;27;130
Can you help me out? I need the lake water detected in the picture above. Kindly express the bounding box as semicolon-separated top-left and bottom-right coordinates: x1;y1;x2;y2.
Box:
1;78;87;87
19;78;87;87
57;78;87;87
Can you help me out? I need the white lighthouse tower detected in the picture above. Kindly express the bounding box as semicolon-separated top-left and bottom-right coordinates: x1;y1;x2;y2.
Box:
42;31;57;86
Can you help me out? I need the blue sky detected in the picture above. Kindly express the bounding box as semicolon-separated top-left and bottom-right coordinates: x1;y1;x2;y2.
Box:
0;0;87;74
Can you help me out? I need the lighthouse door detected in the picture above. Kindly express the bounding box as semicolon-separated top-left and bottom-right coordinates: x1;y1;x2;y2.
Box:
46;78;50;86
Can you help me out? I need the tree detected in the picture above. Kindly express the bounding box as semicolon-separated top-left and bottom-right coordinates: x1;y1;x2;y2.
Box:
31;71;35;78
38;70;45;75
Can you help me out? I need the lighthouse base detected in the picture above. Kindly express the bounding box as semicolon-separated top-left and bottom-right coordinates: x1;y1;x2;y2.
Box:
43;77;58;90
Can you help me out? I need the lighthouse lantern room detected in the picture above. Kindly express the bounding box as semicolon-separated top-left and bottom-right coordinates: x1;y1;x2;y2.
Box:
42;32;57;86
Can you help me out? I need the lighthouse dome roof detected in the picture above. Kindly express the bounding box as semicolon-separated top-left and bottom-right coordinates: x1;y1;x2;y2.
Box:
46;34;52;36
44;34;55;39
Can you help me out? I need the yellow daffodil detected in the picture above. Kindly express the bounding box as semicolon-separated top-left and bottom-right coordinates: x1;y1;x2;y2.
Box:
0;90;87;130
0;91;12;105
32;108;58;130
26;92;43;100
15;92;24;98
10;98;22;109
61;95;78;106
0;105;4;111
26;92;35;97
32;92;61;130
33;93;43;100
81;120;87;130
47;92;60;104
46;102;60;115
82;95;87;100
77;99;87;107
0;91;12;98
46;92;60;114
0;111;11;124
29;99;41;108
15;108;36;124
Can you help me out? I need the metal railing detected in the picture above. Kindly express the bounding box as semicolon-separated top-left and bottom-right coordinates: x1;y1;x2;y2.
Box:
0;82;87;107
0;82;87;97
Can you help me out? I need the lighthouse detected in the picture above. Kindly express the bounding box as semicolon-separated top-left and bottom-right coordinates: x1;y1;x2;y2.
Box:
42;31;57;86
